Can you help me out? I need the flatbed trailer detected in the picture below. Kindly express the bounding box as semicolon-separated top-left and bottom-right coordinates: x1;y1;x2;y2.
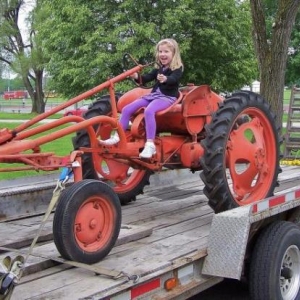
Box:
1;165;300;300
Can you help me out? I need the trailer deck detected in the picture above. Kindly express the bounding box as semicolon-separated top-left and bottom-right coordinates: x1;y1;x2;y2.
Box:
1;165;300;299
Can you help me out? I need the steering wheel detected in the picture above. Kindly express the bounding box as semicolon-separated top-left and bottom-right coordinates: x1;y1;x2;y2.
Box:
122;53;155;89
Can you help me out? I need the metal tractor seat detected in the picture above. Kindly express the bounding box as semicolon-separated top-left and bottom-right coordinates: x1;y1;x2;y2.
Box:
117;88;184;138
117;88;183;115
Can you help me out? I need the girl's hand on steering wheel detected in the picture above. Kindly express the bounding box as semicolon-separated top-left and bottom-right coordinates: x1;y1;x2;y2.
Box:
122;53;154;89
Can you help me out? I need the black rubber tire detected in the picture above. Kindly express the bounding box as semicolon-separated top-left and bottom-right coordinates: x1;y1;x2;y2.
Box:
53;179;121;264
72;95;112;179
249;221;300;300
288;208;300;225
200;90;281;213
72;95;152;205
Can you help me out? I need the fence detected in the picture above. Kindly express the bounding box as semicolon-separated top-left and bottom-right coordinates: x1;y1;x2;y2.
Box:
0;99;88;114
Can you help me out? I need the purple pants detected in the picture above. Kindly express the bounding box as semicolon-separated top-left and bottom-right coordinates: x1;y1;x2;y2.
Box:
119;90;176;139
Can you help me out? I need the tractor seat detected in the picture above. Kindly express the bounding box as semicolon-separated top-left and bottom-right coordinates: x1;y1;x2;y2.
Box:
156;91;183;115
117;88;183;116
136;91;183;116
128;91;184;138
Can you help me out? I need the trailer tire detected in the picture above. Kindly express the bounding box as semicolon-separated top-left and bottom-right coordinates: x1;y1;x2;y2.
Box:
53;179;121;264
249;221;300;300
287;207;300;225
200;90;281;213
72;95;152;205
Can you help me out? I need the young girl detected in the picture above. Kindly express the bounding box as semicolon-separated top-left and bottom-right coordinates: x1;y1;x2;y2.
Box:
100;38;184;158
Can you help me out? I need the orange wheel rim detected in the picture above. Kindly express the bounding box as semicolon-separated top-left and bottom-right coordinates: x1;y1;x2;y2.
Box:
93;155;148;194
113;169;148;193
74;195;115;252
226;108;277;206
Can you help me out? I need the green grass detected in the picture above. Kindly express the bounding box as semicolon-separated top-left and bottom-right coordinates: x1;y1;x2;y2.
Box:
0;121;74;180
0;97;65;105
282;114;288;122
0;112;63;119
284;89;291;104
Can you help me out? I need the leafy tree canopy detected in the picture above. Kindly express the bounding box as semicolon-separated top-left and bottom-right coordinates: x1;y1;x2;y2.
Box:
286;13;300;86
36;0;257;98
0;76;24;93
0;0;49;112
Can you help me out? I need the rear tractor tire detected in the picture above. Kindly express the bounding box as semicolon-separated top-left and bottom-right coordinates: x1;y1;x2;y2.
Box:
200;90;281;214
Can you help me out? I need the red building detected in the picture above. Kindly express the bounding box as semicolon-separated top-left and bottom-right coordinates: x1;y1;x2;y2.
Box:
3;90;28;100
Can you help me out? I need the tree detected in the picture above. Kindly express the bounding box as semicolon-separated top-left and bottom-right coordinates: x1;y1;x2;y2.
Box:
286;14;300;86
0;75;24;92
0;0;48;113
36;0;257;99
249;0;300;127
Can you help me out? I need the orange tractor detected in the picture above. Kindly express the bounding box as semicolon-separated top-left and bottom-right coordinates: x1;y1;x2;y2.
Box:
0;56;281;264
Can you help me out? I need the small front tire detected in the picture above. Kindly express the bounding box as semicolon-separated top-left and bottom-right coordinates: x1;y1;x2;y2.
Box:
53;180;121;264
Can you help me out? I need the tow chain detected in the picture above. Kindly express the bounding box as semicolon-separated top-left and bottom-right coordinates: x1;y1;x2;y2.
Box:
0;168;138;299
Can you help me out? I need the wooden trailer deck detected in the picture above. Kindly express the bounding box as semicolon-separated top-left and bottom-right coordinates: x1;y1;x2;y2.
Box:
0;166;300;299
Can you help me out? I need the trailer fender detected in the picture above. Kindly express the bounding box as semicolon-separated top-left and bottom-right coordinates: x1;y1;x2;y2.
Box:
202;188;300;280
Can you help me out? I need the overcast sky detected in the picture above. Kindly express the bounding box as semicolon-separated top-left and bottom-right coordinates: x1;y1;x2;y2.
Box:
18;0;35;41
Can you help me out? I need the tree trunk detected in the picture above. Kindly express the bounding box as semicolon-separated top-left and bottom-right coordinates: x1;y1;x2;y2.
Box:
23;69;45;113
250;0;300;130
34;69;45;113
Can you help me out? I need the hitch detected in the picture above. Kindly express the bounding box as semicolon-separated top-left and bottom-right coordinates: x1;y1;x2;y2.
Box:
0;255;24;299
0;273;15;296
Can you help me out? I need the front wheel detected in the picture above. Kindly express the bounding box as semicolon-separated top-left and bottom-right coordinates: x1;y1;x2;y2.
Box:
249;221;300;300
200;91;281;213
53;180;121;264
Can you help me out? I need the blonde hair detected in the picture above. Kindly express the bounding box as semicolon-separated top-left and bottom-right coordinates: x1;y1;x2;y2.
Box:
155;38;183;71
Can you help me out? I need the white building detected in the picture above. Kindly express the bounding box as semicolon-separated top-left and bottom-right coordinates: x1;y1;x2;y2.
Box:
242;80;260;93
